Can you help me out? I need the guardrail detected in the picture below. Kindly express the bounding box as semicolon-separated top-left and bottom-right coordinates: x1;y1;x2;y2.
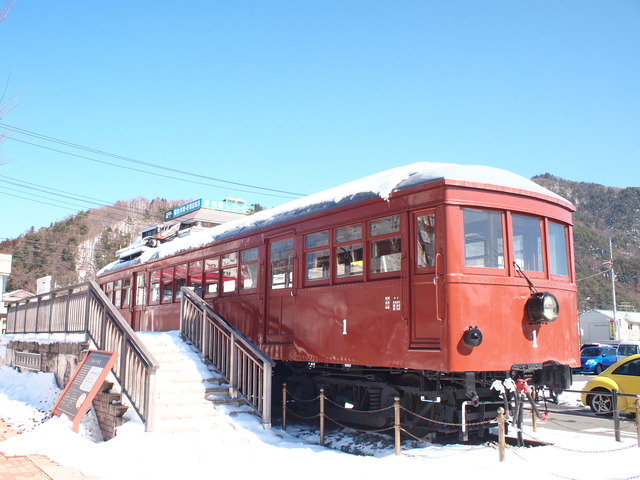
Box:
180;287;275;429
5;281;159;431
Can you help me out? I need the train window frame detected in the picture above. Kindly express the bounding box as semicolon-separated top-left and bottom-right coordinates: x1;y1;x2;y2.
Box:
270;238;294;290
240;248;259;292
305;230;330;285
204;257;220;297
415;212;436;272
335;224;364;281
369;215;402;276
548;220;570;278
135;273;146;306
122;278;131;308
462;208;507;274
174;263;188;300
221;252;238;294
511;214;545;275
188;261;203;290
149;270;160;305
161;267;174;303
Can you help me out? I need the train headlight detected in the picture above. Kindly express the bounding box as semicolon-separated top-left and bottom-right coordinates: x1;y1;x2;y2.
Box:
526;292;559;323
462;326;483;347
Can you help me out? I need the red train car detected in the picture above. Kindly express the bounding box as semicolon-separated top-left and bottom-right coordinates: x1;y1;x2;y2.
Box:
97;162;579;434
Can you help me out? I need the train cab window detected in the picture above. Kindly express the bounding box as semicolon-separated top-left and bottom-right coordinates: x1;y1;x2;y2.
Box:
370;215;401;274
105;282;114;302
549;221;569;276
204;257;219;296
271;238;294;289
512;215;543;272
305;231;330;282
113;280;122;307
188;261;202;289
122;278;131;308
335;225;363;278
463;209;504;268
150;271;160;304
175;263;187;299
161;267;174;302
135;274;146;306
416;214;435;268
222;253;238;293
240;248;259;290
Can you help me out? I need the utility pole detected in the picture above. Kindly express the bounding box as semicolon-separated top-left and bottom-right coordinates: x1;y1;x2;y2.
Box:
609;238;618;340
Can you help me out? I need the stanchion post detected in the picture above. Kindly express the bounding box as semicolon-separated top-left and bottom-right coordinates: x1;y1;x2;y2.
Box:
394;396;401;456
612;389;621;442
497;407;506;462
319;388;325;446
635;395;640;447
282;383;287;431
531;387;537;432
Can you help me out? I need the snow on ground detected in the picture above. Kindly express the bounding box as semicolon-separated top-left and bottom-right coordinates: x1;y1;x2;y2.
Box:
0;346;638;480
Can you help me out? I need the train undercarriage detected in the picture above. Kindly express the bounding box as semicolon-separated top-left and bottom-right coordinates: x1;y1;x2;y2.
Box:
275;361;572;441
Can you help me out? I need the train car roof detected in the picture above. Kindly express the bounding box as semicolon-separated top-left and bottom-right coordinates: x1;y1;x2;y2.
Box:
97;162;571;276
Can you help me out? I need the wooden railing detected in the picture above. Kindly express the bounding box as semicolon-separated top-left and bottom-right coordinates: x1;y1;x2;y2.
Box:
5;281;159;431
180;287;275;428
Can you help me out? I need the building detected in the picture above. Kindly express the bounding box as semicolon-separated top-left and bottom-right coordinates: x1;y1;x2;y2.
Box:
1;289;34;334
579;309;640;345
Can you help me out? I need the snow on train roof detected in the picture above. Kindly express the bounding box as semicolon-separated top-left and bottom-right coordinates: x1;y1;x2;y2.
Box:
98;162;567;276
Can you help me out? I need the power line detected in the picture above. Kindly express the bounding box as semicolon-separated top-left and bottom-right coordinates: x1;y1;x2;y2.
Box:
0;123;306;198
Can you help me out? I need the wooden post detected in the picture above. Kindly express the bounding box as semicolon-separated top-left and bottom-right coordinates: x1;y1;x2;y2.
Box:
636;395;640;447
319;389;325;446
497;407;506;462
394;397;401;456
282;383;287;431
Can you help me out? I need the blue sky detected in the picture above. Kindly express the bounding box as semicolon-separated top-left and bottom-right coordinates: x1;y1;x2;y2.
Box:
0;1;638;240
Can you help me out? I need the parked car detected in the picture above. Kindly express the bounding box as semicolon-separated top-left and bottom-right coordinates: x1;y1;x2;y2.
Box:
617;340;640;361
574;345;618;374
582;353;640;414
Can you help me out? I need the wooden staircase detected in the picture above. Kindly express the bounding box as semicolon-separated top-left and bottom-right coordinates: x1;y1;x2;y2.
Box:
138;331;254;433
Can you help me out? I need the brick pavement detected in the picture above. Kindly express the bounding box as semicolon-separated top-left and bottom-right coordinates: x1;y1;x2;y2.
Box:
0;419;99;480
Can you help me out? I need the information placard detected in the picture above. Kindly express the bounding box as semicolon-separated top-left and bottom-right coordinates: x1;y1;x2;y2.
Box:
52;350;117;432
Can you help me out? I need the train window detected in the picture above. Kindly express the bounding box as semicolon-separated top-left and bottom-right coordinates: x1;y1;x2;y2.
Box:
306;231;329;249
371;237;402;273
513;215;543;272
417;214;435;268
162;267;173;302
122;278;131;308
336;224;361;243
204;257;219;296
271;238;294;289
549;221;569;276
240;248;259;290
463;209;504;268
305;231;330;282
222;253;237;293
105;282;113;302
336;243;364;277
175;263;187;299
135;274;146;306
114;280;122;307
150;271;160;304
370;215;400;237
188;261;202;289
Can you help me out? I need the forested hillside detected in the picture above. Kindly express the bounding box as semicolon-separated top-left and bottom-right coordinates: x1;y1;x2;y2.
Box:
532;175;640;313
1;177;639;314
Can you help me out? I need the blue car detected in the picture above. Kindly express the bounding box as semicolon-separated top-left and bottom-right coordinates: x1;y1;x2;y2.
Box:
574;345;618;374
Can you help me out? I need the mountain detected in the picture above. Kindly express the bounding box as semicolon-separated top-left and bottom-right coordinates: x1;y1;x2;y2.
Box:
1;177;639;314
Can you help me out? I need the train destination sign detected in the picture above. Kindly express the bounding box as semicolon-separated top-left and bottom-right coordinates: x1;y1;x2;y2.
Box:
52;350;117;433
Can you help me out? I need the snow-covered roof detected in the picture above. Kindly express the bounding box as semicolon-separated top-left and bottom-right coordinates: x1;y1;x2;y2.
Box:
98;162;570;276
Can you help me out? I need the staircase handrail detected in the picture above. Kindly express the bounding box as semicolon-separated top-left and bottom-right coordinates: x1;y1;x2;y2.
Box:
5;281;159;432
180;287;275;428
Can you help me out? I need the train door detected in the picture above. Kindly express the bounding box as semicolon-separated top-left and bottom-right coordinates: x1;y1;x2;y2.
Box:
409;210;441;349
131;272;147;331
265;235;295;344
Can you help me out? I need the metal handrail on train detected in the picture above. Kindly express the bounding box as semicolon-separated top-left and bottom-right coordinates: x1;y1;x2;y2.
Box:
180;286;275;429
5;281;159;432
